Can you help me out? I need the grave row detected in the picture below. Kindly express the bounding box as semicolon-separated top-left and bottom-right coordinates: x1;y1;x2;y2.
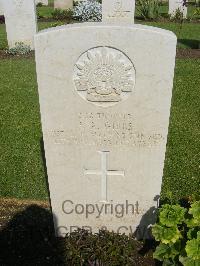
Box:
0;0;187;49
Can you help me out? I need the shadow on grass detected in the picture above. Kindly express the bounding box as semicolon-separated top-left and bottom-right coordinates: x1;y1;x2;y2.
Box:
178;39;200;49
0;205;65;265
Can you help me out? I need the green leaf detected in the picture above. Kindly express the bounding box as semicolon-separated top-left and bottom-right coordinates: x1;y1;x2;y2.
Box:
153;242;181;261
152;224;182;244
159;204;186;227
187;228;200;240
189;202;200;226
179;256;200;266
186;218;199;228
163;259;179;266
185;236;200;260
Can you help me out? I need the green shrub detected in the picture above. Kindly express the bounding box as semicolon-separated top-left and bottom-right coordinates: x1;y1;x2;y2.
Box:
51;8;73;20
6;42;31;55
195;0;200;7
36;2;43;7
63;229;136;265
137;0;160;20
193;7;200;18
152;201;200;265
170;8;184;21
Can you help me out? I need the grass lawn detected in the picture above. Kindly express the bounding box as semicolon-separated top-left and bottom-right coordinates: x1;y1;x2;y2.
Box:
37;6;54;18
161;58;200;202
140;21;200;48
0;58;47;200
0;20;199;50
0;24;7;50
0;57;199;201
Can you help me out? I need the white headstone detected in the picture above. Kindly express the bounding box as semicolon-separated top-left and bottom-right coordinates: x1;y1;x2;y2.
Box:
169;0;187;18
3;0;37;49
35;23;176;238
35;0;48;6
102;0;135;23
0;0;4;15
54;0;73;9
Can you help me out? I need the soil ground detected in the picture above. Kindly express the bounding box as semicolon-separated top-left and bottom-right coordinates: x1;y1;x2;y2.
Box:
176;48;200;58
0;49;199;60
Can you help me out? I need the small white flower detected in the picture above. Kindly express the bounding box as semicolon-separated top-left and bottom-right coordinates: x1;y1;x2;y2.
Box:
73;0;102;22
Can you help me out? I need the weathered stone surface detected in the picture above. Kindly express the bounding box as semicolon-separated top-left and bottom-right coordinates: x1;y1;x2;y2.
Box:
35;23;176;238
3;0;37;49
169;0;187;18
54;0;73;10
0;0;3;15
102;0;135;23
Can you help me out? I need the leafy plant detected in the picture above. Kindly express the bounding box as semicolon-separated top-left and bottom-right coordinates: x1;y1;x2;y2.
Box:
73;0;102;22
153;224;182;244
63;229;137;265
185;232;200;260
6;42;31;55
51;8;73;20
170;8;184;21
189;202;200;226
195;0;200;7
152;201;200;266
192;8;200;19
137;0;160;20
159;204;186;227
36;2;43;7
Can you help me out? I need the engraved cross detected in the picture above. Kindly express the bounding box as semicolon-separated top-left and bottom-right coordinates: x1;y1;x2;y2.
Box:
84;151;125;202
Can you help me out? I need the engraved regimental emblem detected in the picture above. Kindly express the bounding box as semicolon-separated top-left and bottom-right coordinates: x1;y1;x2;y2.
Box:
14;0;24;8
109;0;131;18
74;47;135;107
